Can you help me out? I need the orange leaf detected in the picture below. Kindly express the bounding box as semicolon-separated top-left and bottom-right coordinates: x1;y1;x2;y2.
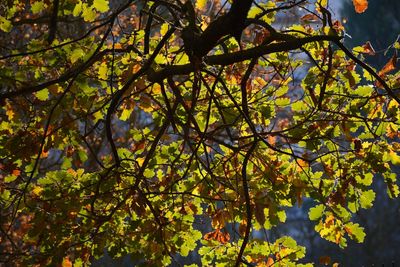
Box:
353;0;368;13
204;230;218;241
266;257;274;267
378;55;397;76
12;169;21;176
62;257;73;267
361;41;375;55
335;231;342;244
204;229;230;244
217;230;230;244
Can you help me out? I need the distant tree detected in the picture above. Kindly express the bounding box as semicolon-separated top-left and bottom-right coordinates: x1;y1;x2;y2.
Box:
0;0;400;266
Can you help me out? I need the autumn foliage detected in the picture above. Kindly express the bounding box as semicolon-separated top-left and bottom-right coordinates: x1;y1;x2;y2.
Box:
0;0;399;266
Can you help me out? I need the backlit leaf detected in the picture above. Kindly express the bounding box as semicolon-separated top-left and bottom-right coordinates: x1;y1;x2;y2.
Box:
309;204;324;221
353;85;373;97
0;16;12;32
378;55;397;76
353;0;368;13
93;0;110;13
36;89;49;101
195;0;207;10
344;222;366;242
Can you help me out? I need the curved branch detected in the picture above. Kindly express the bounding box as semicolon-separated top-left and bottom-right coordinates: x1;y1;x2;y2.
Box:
235;139;258;267
148;34;342;82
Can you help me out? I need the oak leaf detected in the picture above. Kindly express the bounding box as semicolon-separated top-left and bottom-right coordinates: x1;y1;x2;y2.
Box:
361;41;375;55
353;0;368;13
378;54;397;76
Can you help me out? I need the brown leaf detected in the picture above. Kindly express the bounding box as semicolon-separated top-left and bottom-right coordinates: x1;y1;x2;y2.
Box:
211;209;229;229
204;229;230;244
239;220;247;237
333;20;345;32
254;202;266;225
217;230;230;244
353;0;368;13
319;255;331;265
300;14;319;23
361;41;375;55
353;138;362;153
204;230;218;241
376;55;397;88
378;55;397;76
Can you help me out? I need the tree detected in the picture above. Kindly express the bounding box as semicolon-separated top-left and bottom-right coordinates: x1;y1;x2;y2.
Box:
0;0;399;266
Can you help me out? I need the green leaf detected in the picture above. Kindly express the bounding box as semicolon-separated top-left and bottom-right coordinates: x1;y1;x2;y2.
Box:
93;0;110;13
120;109;131;121
143;169;155;178
36;89;49;101
0;16;12;32
70;48;85;63
98;62;108;80
4;174;18;183
359;189;375;209
309;204;324;220
275;86;288;97
31;1;46;14
353;85;374;97
73;2;83;17
82;5;97;22
292;101;307;112
275;97;291;106
345;222;366;242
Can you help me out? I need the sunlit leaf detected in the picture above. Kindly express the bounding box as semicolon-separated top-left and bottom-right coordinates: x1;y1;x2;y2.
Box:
93;0;110;13
36;89;49;101
309;204;324;221
353;0;368;13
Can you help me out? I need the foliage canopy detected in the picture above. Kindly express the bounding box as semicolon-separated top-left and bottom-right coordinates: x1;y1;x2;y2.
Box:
0;0;400;266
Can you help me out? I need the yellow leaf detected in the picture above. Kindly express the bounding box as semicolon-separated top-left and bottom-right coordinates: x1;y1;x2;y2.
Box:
195;0;207;10
98;62;108;80
32;186;43;196
82;4;96;22
152;83;161;95
160;23;169;36
73;2;83;16
136;157;145;167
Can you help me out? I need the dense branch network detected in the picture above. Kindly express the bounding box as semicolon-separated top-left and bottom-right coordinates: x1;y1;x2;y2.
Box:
1;0;400;265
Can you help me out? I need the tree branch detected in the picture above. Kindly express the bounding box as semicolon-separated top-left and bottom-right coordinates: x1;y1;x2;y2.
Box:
148;34;342;82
